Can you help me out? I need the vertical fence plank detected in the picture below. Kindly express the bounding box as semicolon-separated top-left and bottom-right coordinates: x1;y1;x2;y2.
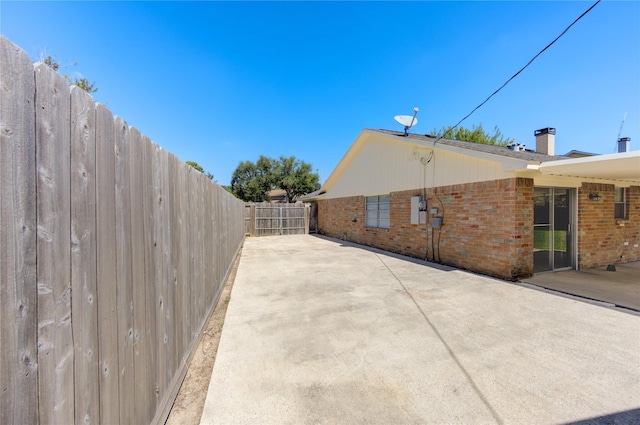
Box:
192;173;202;338
197;175;206;330
176;161;189;365
114;116;135;424
95;103;119;424
160;148;175;395
204;178;214;312
153;153;184;424
70;86;100;425
187;171;196;343
129;126;153;425
0;37;38;425
169;155;182;373
35;62;74;425
213;185;221;298
151;143;167;405
186;168;197;346
141;135;158;420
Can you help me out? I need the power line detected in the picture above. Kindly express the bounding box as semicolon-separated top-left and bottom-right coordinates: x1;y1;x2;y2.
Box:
434;0;601;144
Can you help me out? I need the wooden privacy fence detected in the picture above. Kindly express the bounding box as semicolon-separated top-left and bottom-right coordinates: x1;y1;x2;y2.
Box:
0;37;245;425
244;202;310;236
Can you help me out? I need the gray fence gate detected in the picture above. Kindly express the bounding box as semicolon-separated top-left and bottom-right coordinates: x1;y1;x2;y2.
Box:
245;203;309;236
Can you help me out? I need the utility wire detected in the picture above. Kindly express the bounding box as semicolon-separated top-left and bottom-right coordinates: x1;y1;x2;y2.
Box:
434;0;601;144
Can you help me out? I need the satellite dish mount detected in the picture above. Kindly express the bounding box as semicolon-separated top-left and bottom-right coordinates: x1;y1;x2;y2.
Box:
394;107;419;136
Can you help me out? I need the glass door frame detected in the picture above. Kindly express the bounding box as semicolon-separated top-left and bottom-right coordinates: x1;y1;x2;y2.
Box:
533;187;577;273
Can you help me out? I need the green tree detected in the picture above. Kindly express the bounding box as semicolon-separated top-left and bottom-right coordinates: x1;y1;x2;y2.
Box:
43;55;98;93
186;161;215;181
275;156;320;203
230;156;275;202
431;124;515;146
230;155;319;203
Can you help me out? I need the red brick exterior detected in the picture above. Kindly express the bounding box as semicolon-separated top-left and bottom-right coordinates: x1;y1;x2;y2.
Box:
578;183;640;268
318;178;640;278
318;178;535;279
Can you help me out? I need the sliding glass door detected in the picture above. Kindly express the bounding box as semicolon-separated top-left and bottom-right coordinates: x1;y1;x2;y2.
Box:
533;187;575;273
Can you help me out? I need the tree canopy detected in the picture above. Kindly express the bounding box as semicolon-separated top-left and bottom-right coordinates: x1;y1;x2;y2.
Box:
230;155;320;203
230;156;274;202
431;124;515;146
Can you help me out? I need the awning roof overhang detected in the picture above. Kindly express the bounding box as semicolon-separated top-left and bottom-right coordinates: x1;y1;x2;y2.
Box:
533;151;640;183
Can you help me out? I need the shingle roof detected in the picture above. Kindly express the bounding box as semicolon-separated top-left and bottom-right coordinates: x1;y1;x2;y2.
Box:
372;129;570;163
298;189;325;202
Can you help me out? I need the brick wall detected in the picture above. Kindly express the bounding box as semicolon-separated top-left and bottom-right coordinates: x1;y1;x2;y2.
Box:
578;183;640;268
318;178;534;279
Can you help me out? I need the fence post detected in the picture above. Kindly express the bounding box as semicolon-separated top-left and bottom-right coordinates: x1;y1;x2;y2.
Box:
305;205;310;234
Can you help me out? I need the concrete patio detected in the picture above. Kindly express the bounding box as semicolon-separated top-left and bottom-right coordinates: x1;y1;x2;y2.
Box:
522;261;640;312
201;235;640;425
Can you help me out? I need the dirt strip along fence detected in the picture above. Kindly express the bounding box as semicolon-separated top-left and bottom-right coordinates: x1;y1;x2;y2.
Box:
0;36;245;425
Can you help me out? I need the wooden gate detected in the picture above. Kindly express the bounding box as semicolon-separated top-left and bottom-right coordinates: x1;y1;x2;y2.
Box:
245;203;309;236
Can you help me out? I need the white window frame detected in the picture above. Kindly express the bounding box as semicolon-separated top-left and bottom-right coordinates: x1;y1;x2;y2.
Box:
614;188;627;219
365;194;390;229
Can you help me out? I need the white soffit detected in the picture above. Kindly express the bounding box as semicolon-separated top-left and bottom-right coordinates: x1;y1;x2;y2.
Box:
537;151;640;183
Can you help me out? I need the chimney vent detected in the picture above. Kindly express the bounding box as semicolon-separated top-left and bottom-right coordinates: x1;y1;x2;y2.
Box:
618;137;630;153
535;127;556;155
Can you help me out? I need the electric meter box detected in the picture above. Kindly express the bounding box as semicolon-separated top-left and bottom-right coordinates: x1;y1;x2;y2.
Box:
411;196;427;224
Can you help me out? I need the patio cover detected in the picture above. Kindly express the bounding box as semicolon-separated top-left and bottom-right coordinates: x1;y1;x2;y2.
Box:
534;151;640;183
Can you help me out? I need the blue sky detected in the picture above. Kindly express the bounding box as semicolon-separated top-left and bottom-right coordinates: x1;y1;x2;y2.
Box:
2;1;638;186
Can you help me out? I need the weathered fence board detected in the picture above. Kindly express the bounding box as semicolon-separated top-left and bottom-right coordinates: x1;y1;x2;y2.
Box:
0;37;38;425
70;86;100;425
95;103;120;424
160;147;175;399
187;167;198;347
205;177;215;312
114;116;135;424
128;126;151;425
175;160;189;365
168;155;182;370
151;142;168;407
194;175;205;337
1;36;246;425
141;134;159;422
35;61;75;425
244;203;252;234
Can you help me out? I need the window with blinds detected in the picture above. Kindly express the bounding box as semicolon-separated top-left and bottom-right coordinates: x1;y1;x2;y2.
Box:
365;195;390;229
615;188;627;219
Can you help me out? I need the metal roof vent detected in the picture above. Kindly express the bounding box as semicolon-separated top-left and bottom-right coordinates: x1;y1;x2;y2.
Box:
507;143;526;151
618;137;630;153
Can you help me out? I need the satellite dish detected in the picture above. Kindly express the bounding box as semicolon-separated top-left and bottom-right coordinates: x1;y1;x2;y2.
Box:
394;107;419;136
394;115;418;127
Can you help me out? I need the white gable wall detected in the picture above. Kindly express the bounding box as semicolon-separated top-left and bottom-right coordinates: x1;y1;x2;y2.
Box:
324;133;509;199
